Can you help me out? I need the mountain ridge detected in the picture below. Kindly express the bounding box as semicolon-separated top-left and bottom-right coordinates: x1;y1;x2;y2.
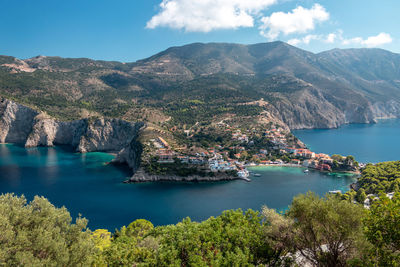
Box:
1;41;400;131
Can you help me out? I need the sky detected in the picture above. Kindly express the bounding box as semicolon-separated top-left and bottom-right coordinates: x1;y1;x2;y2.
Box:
0;0;398;62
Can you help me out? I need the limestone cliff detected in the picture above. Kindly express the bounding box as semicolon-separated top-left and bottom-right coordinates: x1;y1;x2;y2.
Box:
369;100;400;120
77;118;142;153
0;97;144;172
113;138;143;173
0;98;38;143
25;114;87;148
272;95;400;130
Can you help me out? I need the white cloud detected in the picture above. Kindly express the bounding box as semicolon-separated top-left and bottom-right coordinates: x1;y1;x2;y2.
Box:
341;37;362;45
325;32;337;43
259;4;329;40
288;31;393;48
287;38;301;46
287;31;339;46
146;0;277;32
342;32;392;47
147;1;393;50
288;34;319;46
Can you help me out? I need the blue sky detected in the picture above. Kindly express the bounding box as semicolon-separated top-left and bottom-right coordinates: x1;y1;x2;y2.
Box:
0;0;398;62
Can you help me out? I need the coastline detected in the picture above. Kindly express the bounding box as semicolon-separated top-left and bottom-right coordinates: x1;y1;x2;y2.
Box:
125;168;244;183
2;142;360;183
247;163;360;175
246;163;305;168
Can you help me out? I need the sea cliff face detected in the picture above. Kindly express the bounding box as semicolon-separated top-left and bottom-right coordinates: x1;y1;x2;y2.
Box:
113;137;143;173
0;97;144;172
277;98;400;130
0;98;38;143
77;118;142;153
25;114;87;148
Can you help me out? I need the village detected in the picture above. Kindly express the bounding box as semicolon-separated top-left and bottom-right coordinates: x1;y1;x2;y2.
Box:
142;121;358;180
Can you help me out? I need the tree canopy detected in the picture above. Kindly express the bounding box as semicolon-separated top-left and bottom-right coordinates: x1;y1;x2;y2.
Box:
0;193;95;266
1;189;399;266
358;161;400;194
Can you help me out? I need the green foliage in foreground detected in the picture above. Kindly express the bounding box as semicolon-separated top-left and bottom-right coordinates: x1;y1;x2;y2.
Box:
1;192;400;266
270;193;367;266
150;210;276;266
0;194;95;266
363;194;400;266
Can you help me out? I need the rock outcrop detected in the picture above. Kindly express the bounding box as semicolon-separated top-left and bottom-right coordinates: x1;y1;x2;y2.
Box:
77;118;142;153
113;138;143;173
25;114;87;148
0;98;38;143
126;168;240;183
0;97;144;172
369;100;400;120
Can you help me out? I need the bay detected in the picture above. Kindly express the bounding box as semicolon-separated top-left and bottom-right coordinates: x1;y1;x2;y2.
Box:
293;119;400;163
0;144;355;230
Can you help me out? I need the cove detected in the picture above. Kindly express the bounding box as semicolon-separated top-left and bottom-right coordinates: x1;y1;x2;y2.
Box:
0;144;356;231
293;119;400;163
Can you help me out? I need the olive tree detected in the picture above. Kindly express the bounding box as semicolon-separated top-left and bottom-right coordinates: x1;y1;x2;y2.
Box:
0;193;95;266
264;192;368;267
364;193;400;266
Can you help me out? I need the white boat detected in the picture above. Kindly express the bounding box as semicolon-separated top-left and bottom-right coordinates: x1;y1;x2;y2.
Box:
304;169;309;173
237;169;250;179
253;173;261;177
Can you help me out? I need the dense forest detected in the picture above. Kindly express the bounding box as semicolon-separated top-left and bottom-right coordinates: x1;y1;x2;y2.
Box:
341;161;400;203
358;161;400;194
1;190;399;266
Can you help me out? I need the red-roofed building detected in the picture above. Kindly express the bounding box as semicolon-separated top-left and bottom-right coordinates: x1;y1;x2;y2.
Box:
316;163;332;171
291;159;301;165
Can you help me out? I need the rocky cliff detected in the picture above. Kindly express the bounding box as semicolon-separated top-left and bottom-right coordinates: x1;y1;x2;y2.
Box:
112;137;143;173
25;114;87;148
0;97;144;172
0;98;38;143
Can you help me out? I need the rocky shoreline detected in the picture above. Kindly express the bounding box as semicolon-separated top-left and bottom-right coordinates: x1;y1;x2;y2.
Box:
0;97;242;182
125;168;241;183
0;96;364;184
0;97;144;173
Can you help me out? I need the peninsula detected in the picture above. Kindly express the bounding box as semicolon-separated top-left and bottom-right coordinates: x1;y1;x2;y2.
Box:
1;41;399;181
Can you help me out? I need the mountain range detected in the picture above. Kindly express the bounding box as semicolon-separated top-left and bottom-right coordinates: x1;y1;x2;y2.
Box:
1;41;400;131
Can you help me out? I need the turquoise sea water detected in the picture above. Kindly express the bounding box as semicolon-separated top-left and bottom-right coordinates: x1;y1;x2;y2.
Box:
293;119;400;163
0;144;355;230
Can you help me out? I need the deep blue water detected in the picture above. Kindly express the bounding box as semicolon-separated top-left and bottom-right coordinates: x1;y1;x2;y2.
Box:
0;144;355;230
293;119;400;163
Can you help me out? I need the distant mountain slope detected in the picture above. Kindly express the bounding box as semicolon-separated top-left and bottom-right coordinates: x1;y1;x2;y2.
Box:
1;41;400;130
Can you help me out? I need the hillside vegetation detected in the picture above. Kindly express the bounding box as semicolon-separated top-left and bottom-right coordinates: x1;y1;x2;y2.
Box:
1;42;400;131
357;161;400;194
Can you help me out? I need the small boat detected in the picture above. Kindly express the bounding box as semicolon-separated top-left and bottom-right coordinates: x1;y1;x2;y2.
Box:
329;190;342;194
238;169;250;180
253;173;261;177
304;169;309;173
